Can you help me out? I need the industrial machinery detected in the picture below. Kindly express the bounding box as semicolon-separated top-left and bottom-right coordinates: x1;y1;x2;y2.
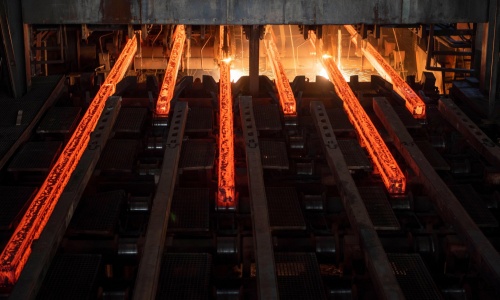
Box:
0;1;499;299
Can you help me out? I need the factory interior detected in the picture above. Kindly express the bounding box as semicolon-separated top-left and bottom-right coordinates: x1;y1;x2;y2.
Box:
1;0;500;299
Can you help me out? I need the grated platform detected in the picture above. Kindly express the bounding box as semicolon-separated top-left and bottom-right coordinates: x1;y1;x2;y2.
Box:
185;107;213;132
388;253;442;300
358;186;401;230
326;108;354;133
275;253;326;300
260;140;290;170
68;190;125;237
337;139;372;170
97;139;138;172
416;141;450;171
266;187;306;230
449;185;498;228
36;106;81;134
0;186;37;231
8;141;62;172
393;105;421;129
253;104;282;131
179;140;216;170
113;107;147;134
156;253;212;300
169;188;210;232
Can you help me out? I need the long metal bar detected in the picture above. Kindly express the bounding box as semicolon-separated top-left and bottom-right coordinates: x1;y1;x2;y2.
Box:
344;25;426;118
438;97;500;167
156;25;186;116
249;25;260;97
310;101;405;300
373;97;500;292
321;55;406;194
217;26;236;210
263;27;296;115
10;96;122;300
0;36;137;287
239;96;279;300
133;102;189;300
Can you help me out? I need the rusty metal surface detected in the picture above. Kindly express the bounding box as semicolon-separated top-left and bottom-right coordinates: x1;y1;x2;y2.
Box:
133;102;188;300
239;96;279;300
22;0;488;24
438;97;500;167
373;96;500;293
310;101;405;300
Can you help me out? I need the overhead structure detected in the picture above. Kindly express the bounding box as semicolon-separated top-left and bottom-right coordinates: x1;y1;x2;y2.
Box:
344;25;426;119
0;35;137;286
156;25;186;116
321;54;406;194
264;27;297;115
217;26;236;210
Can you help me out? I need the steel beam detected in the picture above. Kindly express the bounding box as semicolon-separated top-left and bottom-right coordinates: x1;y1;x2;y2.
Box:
310;101;405;300
240;96;279;300
156;25;186;116
264;26;296;115
0;36;136;286
249;25;260;97
344;25;426;119
10;96;122;300
133;102;189;300
438;97;500;167
320;55;406;194
373;96;500;292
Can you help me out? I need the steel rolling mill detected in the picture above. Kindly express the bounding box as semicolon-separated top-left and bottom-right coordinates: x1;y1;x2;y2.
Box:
0;1;500;299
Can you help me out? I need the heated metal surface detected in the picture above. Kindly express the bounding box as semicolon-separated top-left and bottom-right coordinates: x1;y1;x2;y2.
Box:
96;139;138;172
320;53;406;194
345;25;426;118
0;36;135;286
7;141;62;172
185;107;213;133
240;96;279;300
179;140;216;171
388;253;442;300
274;253;326;300
253;103;282;131
36;254;101;300
358;186;401;230
310;101;405;299
168;188;210;232
36;106;81;134
156;25;186;116
337;139;372;171
68;190;125;237
113;107;147;134
266;187;306;230
373;96;500;292
134;102;188;300
260;140;290;170
156;253;212;300
0;187;37;231
449;185;499;228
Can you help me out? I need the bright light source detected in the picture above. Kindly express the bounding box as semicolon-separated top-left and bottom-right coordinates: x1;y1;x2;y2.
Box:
322;54;332;59
230;69;244;82
222;57;233;64
318;66;329;79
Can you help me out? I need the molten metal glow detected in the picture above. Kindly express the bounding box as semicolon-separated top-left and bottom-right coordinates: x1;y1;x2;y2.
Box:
0;36;137;286
217;26;235;209
156;25;186;116
321;55;406;194
344;25;426;118
264;30;297;115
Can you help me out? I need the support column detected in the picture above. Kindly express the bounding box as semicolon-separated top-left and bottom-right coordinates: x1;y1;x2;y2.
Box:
249;25;260;96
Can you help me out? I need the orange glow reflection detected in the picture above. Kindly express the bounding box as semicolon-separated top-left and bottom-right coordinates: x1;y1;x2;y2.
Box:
264;28;297;115
156;25;186;116
321;56;406;194
217;26;235;210
0;36;137;286
344;25;426;119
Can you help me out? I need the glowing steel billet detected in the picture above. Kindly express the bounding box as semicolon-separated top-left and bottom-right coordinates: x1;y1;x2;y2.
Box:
0;36;137;286
344;25;426;119
156;25;186;116
322;56;406;194
217;26;235;209
264;31;297;115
